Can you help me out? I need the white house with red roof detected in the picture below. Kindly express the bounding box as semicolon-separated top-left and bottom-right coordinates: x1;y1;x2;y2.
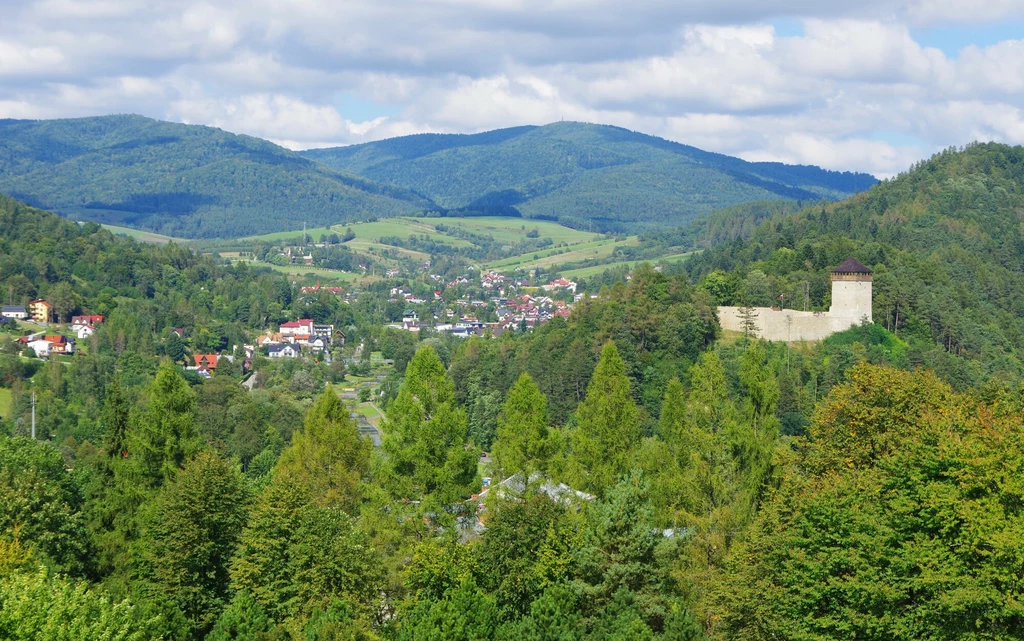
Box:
280;319;315;337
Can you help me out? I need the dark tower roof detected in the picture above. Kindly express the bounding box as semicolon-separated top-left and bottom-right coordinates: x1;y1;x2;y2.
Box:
832;257;872;274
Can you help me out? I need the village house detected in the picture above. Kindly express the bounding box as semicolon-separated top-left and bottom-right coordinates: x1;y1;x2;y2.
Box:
28;334;74;357
28;299;52;323
267;344;300;358
71;314;104;327
542;278;577;293
75;324;96;339
255;332;283;346
280;318;315;337
193;354;218;374
1;305;27;320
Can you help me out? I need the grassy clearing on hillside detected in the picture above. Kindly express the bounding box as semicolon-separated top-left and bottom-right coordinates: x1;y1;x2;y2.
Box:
331;219;475;248
486;237;625;269
0;388;10;419
239;259;369;282
434;216;598;245
240;226;336;242
102;224;184;244
559;251;695;279
492;237;641;272
343;238;432;262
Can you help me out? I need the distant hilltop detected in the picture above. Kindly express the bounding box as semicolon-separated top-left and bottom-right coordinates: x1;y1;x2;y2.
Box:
0;116;876;238
302;121;878;232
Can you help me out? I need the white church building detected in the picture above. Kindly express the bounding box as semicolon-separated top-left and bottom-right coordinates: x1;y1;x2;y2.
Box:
718;257;873;342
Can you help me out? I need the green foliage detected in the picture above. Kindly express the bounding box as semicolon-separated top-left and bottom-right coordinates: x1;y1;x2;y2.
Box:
573;472;679;634
0;565;163;641
0;437;91;576
715;365;1024;640
377;346;480;505
135;450;250;638
207;590;283;641
491;373;561;479
476;492;580;620
230;478;382;629
133;361;200;487
393;578;498;641
273;386;371;512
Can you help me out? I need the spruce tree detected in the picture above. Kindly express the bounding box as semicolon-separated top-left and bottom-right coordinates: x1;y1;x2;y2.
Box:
102;373;130;459
136;450;250;638
165;332;185;364
565;341;641;497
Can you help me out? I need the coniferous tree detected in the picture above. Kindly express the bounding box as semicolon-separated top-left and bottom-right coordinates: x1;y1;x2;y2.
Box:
377;346;479;506
491;373;561;479
134;360;200;487
565;341;641;496
102;373;129;459
165;332;186;364
135;450;250;638
273;386;370;512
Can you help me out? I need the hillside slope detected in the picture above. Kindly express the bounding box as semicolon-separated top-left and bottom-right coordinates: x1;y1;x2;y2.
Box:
681;142;1024;386
302;122;877;230
0;115;434;238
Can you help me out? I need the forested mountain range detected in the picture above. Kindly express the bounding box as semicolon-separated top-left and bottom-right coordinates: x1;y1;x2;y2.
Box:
302;121;877;231
0;115;434;238
0;115;876;238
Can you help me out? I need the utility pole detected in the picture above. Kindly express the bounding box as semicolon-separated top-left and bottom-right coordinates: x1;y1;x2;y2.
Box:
30;391;36;439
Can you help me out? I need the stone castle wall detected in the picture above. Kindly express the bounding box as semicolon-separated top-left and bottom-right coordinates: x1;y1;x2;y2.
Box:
717;270;872;343
717;306;865;342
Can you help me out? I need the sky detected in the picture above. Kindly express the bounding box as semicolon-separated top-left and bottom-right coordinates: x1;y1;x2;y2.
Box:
2;1;1024;177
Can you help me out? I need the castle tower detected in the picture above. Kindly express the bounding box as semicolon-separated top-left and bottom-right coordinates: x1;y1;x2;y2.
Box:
829;257;873;320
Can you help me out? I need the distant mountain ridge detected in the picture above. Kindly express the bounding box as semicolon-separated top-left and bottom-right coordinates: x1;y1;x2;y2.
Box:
302;122;877;231
0;115;434;238
0;115;877;238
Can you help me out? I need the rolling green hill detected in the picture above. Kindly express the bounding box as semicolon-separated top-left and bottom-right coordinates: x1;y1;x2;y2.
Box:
301;122;877;230
0;115;434;238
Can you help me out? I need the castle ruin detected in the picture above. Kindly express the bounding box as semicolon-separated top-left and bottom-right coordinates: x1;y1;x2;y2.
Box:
717;257;873;342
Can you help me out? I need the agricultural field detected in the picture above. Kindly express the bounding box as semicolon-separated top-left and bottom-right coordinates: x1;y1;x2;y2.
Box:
427;217;597;245
244;260;372;283
226;216;694;276
332;219;475;248
102;224;185;244
559;251;696;279
0;388;10;419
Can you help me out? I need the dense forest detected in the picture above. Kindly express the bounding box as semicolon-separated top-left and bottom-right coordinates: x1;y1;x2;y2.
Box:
3;143;1024;641
0;116;433;238
672;142;1024;388
303;121;877;232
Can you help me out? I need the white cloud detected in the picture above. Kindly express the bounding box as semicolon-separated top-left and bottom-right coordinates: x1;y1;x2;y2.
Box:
1;0;1024;177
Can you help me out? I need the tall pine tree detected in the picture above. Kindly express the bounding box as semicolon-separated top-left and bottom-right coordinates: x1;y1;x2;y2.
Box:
134;361;200;487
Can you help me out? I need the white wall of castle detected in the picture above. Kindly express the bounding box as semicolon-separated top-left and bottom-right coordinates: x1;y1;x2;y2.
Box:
717;278;872;342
